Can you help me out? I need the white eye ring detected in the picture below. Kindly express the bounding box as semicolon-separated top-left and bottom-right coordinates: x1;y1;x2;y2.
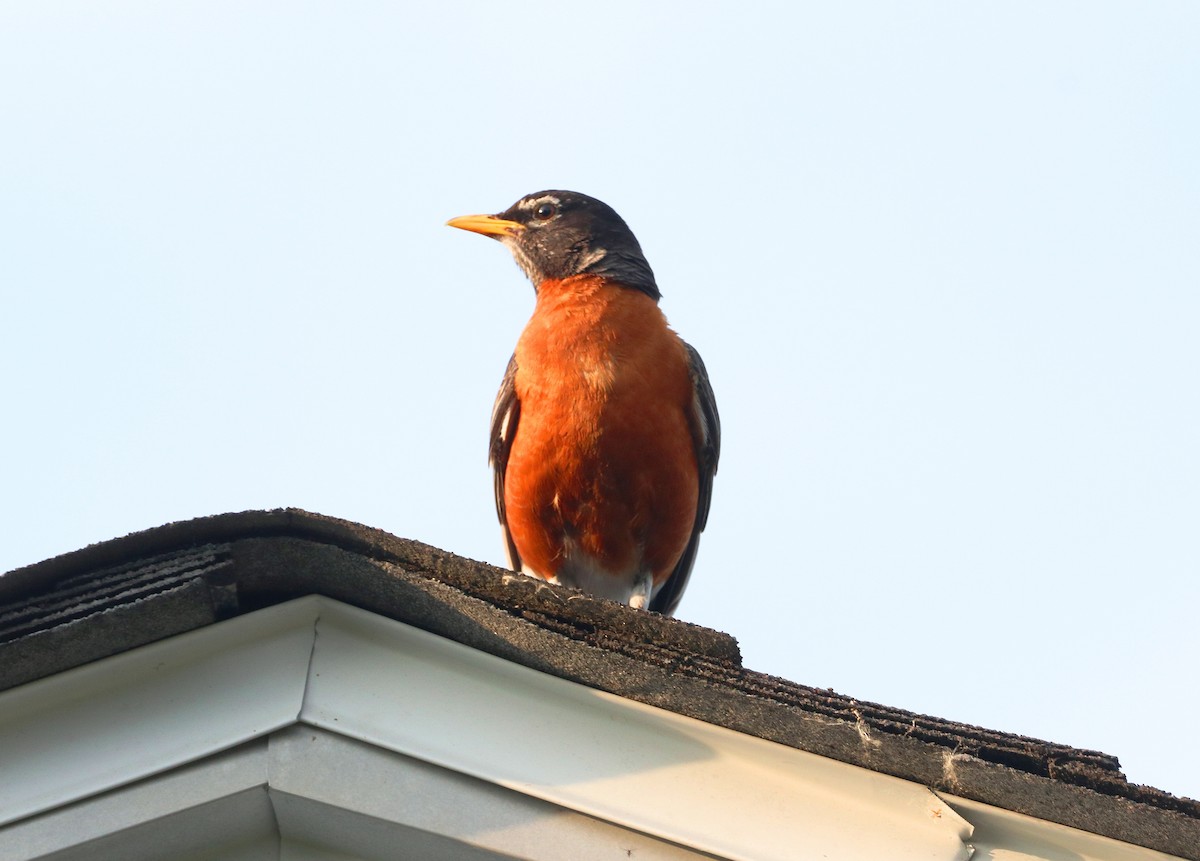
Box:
533;202;557;221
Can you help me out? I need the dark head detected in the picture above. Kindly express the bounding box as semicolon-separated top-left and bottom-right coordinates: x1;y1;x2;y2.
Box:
447;190;660;300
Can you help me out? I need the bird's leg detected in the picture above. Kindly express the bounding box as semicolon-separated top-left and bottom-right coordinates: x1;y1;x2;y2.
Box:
627;571;655;610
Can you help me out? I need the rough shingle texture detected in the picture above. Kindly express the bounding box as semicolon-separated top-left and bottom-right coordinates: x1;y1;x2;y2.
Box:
2;509;1197;859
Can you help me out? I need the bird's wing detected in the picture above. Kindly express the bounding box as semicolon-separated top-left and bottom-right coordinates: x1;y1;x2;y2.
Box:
651;342;721;616
489;354;523;570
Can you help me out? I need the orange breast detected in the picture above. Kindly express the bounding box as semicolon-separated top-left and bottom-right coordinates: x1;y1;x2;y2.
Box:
503;275;699;588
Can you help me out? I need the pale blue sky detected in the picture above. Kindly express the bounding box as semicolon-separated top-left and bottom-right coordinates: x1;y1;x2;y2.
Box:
2;3;1197;798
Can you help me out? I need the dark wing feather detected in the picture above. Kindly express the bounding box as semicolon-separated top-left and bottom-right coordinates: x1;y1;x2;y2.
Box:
489;354;522;571
650;342;721;616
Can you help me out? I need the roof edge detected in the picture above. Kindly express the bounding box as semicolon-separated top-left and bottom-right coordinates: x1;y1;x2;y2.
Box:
0;508;742;664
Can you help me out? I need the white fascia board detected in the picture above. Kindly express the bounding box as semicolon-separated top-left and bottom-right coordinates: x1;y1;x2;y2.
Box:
943;794;1186;861
299;599;972;861
0;596;974;861
0;599;315;826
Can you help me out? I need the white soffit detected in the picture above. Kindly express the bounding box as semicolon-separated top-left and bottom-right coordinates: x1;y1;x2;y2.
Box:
1;595;982;860
3;743;274;861
268;725;719;861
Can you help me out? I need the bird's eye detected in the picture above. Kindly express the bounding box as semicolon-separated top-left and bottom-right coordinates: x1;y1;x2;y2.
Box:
533;202;557;221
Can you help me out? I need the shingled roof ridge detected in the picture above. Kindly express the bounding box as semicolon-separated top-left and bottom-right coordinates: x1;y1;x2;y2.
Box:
1;508;429;602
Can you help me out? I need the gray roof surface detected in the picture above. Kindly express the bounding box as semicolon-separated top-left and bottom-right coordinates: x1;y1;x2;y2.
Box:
2;509;1197;859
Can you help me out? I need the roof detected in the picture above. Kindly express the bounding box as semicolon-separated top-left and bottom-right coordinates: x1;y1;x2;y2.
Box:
2;508;1197;859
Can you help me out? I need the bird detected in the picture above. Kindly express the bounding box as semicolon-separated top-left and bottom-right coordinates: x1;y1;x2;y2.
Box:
447;190;719;616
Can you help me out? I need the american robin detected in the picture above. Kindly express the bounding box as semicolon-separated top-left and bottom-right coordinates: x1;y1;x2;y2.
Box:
447;190;719;615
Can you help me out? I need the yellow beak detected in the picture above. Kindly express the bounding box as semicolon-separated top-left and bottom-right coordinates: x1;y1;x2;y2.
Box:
446;213;525;237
